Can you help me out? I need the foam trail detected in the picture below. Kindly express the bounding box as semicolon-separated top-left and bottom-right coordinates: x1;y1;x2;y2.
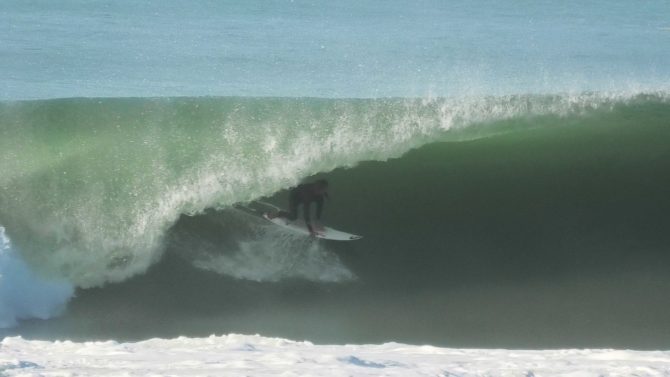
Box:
0;227;73;328
193;236;354;283
173;209;355;283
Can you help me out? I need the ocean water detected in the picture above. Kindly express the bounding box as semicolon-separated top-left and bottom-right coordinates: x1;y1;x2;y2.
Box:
2;0;669;99
1;0;670;349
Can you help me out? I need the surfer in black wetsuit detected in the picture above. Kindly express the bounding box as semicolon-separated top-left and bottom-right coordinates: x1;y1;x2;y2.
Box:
271;179;329;236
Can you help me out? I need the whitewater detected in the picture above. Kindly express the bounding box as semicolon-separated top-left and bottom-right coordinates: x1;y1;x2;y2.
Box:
2;334;670;377
2;0;670;374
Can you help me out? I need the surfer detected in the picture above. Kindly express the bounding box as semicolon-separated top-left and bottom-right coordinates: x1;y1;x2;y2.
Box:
270;179;329;236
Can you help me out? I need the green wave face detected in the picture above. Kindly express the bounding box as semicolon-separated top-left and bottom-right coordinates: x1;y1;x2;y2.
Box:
0;93;667;287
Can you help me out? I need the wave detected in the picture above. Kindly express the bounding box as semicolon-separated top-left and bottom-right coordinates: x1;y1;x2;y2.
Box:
0;91;668;289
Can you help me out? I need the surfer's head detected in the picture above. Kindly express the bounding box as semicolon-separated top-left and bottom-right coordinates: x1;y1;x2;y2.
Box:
314;179;329;195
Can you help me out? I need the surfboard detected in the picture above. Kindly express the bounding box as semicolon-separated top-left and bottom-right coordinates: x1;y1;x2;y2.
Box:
235;201;362;241
262;213;362;241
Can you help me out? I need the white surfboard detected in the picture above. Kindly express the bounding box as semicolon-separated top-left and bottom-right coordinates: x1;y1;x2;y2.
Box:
262;213;362;241
234;201;362;241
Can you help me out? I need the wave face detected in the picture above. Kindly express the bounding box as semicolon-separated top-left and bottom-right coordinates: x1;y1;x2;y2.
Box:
1;93;654;287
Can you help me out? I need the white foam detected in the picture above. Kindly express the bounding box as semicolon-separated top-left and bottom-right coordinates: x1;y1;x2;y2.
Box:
0;227;73;328
1;334;668;376
181;211;355;283
193;235;355;283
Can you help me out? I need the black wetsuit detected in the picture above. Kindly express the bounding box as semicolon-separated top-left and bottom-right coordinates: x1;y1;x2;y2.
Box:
282;183;325;231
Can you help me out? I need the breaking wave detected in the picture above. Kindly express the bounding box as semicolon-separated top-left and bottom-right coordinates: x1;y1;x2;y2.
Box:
0;92;668;289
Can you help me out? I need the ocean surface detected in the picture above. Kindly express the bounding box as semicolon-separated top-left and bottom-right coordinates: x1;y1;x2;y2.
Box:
1;0;670;350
